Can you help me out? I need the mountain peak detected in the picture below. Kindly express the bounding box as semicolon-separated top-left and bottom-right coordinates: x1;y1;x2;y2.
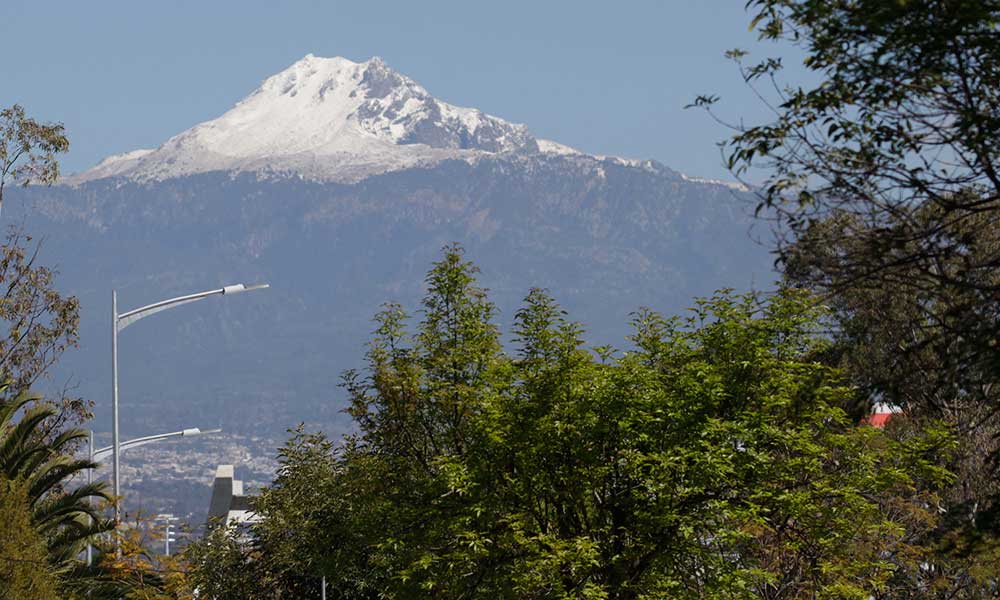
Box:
68;55;550;184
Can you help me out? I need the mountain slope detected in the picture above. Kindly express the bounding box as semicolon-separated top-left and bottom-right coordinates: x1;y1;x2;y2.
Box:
23;153;768;434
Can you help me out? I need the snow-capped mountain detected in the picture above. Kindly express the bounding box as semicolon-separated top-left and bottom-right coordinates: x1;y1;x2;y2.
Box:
17;54;771;518
69;55;581;184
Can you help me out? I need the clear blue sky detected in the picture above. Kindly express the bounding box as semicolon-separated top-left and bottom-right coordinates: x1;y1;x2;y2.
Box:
0;0;799;180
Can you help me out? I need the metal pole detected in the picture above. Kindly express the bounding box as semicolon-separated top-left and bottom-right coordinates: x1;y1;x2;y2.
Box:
322;575;326;600
164;524;171;556
108;282;265;555
87;430;94;567
112;290;121;552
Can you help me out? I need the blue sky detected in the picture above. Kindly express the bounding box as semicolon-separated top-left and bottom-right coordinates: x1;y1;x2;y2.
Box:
1;1;799;180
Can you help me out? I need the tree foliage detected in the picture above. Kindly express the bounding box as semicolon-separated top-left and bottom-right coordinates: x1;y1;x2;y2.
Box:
0;108;84;427
0;228;83;418
0;476;61;600
705;0;1000;426
193;247;951;599
688;0;1000;589
0;104;68;216
0;383;112;560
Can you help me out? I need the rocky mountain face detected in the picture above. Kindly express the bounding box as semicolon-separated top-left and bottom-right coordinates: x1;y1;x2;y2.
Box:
7;57;771;505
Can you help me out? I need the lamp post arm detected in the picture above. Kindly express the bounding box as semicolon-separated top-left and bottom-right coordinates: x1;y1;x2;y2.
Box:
116;284;268;332
93;428;222;463
117;289;222;332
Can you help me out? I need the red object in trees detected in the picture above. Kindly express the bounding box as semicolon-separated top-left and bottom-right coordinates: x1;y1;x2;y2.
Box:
862;403;901;428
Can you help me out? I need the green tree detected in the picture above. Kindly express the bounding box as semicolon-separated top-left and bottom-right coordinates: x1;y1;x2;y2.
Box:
694;0;1000;433
183;524;271;600
234;247;948;599
0;476;61;600
0;383;113;581
688;0;1000;590
247;428;368;597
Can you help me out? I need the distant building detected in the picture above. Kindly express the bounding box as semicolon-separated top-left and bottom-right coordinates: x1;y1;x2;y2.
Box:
205;464;257;534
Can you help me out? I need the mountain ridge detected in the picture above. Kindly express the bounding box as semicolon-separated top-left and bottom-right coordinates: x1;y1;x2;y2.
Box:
65;54;611;185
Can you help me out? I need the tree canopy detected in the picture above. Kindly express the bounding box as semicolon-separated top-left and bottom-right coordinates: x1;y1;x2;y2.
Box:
184;247;953;599
690;0;1000;545
0;476;61;600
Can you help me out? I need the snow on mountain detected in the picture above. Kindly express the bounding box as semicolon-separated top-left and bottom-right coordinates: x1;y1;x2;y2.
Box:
679;173;751;192
64;54;744;189
67;55;552;184
535;139;582;156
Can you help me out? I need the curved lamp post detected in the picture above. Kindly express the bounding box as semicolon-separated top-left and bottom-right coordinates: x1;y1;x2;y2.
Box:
94;427;223;463
87;427;221;565
111;283;268;527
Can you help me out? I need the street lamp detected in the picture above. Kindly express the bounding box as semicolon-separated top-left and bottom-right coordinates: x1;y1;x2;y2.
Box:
87;427;222;565
111;283;268;526
93;427;223;463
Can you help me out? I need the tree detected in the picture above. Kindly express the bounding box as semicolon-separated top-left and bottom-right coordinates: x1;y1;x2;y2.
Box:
182;524;271;600
0;229;82;404
233;247;949;599
248;428;364;597
0;108;84;425
687;0;1000;588
0;104;68;217
0;476;61;600
695;1;1000;422
709;1;1000;253
0;382;113;576
688;0;1000;388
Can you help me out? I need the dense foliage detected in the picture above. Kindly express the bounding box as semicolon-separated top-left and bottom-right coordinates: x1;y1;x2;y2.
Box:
0;476;61;600
184;248;952;599
686;0;1000;595
0;382;116;596
698;0;1000;444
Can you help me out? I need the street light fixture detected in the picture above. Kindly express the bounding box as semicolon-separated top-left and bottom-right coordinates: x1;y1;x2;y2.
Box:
93;427;223;463
111;283;268;527
87;427;221;566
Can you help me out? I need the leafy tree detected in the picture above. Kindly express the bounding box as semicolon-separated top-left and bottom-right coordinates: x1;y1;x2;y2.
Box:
0;382;113;584
0;476;61;600
0;228;84;423
0;104;69;216
248;427;363;597
0;105;83;425
231;247;948;599
785;209;1000;597
688;0;1000;589
707;1;1000;252
182;524;271;600
694;1;1000;422
689;0;1000;411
